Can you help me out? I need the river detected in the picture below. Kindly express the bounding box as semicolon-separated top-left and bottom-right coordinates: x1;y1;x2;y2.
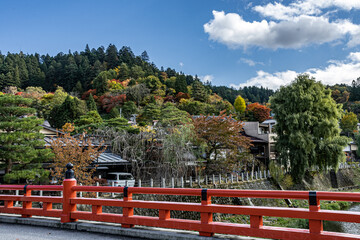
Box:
339;204;360;234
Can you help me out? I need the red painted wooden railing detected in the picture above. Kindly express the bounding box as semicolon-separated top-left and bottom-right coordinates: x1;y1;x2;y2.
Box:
1;177;360;239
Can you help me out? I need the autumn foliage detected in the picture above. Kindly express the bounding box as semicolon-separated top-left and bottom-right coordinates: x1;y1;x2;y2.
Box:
98;93;127;112
175;92;190;102
193;111;252;173
246;102;271;123
82;89;97;100
50;125;105;187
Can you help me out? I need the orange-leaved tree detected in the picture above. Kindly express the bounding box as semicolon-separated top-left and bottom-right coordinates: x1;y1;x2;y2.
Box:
193;111;252;173
246;102;271;123
50;123;106;186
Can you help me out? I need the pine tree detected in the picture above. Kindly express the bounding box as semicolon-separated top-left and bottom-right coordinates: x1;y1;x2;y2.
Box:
0;94;53;183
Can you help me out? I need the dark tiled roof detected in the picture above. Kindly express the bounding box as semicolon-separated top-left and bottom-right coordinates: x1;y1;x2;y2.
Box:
95;152;130;165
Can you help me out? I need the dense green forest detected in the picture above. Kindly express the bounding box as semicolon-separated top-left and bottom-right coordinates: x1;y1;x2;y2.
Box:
0;44;273;104
2;44;360;132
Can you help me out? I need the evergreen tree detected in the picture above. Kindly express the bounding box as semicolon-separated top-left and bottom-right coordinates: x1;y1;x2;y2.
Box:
138;103;161;124
0;94;53;183
105;44;119;69
86;93;97;112
72;81;83;96
140;51;149;62
270;74;349;181
48;96;83;129
93;70;114;95
192;80;209;102
119;46;135;65
175;74;187;93
122;101;138;119
160;104;191;127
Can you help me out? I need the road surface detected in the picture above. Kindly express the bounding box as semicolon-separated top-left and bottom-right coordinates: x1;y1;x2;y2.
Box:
0;223;137;240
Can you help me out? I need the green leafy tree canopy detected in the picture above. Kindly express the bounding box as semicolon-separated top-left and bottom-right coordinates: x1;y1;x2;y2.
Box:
270;74;349;181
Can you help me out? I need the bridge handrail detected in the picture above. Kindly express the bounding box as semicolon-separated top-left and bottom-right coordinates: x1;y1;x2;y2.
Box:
1;163;360;239
0;185;63;191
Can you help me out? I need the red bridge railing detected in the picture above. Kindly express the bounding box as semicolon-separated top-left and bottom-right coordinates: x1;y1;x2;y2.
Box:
1;164;360;239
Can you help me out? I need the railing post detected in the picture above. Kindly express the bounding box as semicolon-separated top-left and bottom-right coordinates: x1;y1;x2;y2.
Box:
250;214;263;229
138;179;141;188
111;182;115;197
309;191;323;235
22;185;32;218
181;177;184;188
171;177;174;188
205;175;208;185
199;188;214;237
150;178;153;187
61;163;78;223
190;176;193;188
122;186;134;228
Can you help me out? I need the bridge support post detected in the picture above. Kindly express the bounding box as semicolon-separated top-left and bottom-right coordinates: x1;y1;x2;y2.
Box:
22;185;32;218
309;191;323;235
61;163;78;223
199;189;214;237
122;186;134;228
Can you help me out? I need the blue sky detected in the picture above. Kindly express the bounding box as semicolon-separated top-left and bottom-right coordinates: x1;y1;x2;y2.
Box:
1;0;360;89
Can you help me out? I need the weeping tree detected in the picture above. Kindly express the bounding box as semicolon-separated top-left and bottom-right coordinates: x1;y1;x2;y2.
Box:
96;123;196;180
0;94;53;183
270;74;349;182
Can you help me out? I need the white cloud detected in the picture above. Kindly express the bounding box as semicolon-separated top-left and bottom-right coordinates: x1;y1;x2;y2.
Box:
204;11;360;49
199;75;214;83
349;52;360;62
230;70;298;90
254;1;360;21
253;2;303;21
230;52;360;90
239;58;264;67
179;62;184;67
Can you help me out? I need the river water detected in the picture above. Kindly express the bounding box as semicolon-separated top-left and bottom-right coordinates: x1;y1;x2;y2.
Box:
339;204;360;234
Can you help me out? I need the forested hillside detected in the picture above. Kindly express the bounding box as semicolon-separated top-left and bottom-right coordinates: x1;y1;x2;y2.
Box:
0;44;273;104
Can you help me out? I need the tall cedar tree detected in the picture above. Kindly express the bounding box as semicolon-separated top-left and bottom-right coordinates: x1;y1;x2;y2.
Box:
270;74;349;181
193;111;251;173
192;80;209;102
50;124;105;186
175;74;188;93
0;94;53;183
87;93;97;112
